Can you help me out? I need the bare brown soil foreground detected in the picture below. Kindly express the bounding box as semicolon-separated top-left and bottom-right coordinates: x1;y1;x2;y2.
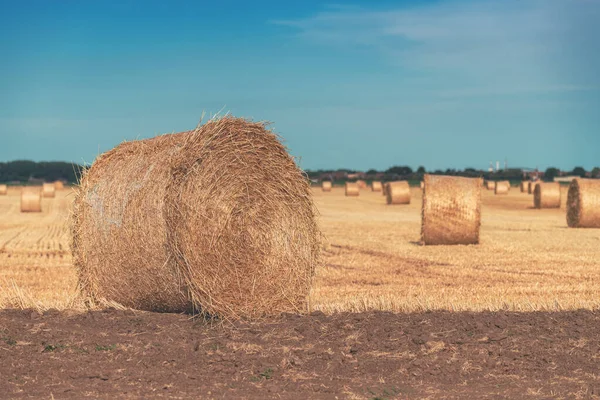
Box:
2;310;600;399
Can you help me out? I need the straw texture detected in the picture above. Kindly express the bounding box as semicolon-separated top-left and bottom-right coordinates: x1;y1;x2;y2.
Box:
0;184;7;195
567;179;600;228
533;182;561;209
54;181;65;191
371;181;383;192
486;181;495;191
21;187;42;213
72;117;320;320
421;174;482;245
322;181;332;192
42;183;56;198
494;181;510;195
386;181;411;205
345;182;360;197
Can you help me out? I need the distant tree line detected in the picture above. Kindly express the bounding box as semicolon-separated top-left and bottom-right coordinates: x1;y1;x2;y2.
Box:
0;161;82;183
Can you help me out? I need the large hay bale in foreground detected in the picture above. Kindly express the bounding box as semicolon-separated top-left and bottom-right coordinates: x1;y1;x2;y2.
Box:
494;181;510;195
322;181;332;192
54;181;65;191
42;183;56;198
486;181;495;191
520;181;528;193
72;117;320;319
386;181;411;205
533;182;561;209
21;187;42;212
371;181;382;192
567;179;600;227
421;174;482;245
0;184;7;195
345;182;360;197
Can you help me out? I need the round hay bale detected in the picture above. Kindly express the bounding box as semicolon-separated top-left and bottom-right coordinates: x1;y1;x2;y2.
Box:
54;181;65;191
386;181;411;205
421;174;482;245
356;180;367;190
533;182;561;209
371;181;383;192
42;183;56;198
72;117;321;319
21;187;42;213
486;181;495;191
322;181;332;192
382;182;388;196
0;184;7;195
567;178;600;228
494;181;510;195
420;181;424;189
520;181;528;193
345;182;360;197
528;181;536;194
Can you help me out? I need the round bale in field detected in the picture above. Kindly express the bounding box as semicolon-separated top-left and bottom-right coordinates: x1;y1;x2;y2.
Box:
486;181;495;191
528;181;536;194
322;181;332;192
72;117;321;319
533;182;561;209
386;181;411;205
345;182;360;197
421;174;482;245
21;187;42;213
567;178;600;228
371;181;383;192
520;181;528;193
42;183;56;198
382;182;388;196
54;181;65;191
0;184;7;195
420;181;424;189
494;181;510;195
356;180;367;190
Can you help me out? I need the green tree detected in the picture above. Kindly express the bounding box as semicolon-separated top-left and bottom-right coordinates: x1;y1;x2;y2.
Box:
544;167;560;182
571;166;586;178
416;166;426;174
592;167;600;178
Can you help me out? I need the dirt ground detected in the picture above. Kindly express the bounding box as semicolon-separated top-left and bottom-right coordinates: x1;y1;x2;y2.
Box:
2;308;600;399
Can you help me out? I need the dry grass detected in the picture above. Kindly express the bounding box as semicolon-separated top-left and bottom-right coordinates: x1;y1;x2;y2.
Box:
2;183;600;314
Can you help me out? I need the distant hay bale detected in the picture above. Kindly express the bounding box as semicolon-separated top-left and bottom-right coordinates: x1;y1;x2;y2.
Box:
520;181;528;193
356;180;367;189
494;181;510;195
486;181;495;190
533;182;561;209
371;181;383;192
322;181;332;192
0;184;7;195
420;181;424;189
567;178;600;228
382;182;388;196
42;183;56;198
21;187;42;213
421;174;482;245
528;181;536;194
54;181;65;191
72;116;320;320
345;182;360;197
386;181;411;205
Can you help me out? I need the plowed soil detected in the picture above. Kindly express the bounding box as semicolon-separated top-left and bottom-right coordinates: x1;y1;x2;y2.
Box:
2;309;600;399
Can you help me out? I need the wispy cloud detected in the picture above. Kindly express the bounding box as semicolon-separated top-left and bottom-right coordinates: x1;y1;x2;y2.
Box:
274;0;600;96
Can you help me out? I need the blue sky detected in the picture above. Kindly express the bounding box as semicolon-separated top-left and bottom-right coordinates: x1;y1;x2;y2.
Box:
1;0;598;171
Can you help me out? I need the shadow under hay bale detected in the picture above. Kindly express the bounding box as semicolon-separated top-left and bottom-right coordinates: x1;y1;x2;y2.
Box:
533;182;561;209
371;181;382;192
386;181;411;205
567;179;600;228
345;182;360;197
421;174;482;245
0;184;6;196
21;187;42;213
42;183;56;198
494;181;510;195
72;117;321;320
322;181;332;192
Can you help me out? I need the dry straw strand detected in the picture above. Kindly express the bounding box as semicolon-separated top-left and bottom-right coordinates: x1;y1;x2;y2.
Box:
421;174;482;245
21;187;42;213
322;181;332;192
494;181;510;195
371;181;383;192
42;183;56;198
386;181;411;205
0;184;7;195
345;182;360;197
72;116;321;320
533;182;561;209
567;178;600;227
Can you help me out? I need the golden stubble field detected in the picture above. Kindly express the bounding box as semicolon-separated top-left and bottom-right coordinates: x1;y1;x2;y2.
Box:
1;184;599;313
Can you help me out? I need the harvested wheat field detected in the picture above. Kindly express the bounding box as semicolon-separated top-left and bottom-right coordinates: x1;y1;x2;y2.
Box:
2;183;600;398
